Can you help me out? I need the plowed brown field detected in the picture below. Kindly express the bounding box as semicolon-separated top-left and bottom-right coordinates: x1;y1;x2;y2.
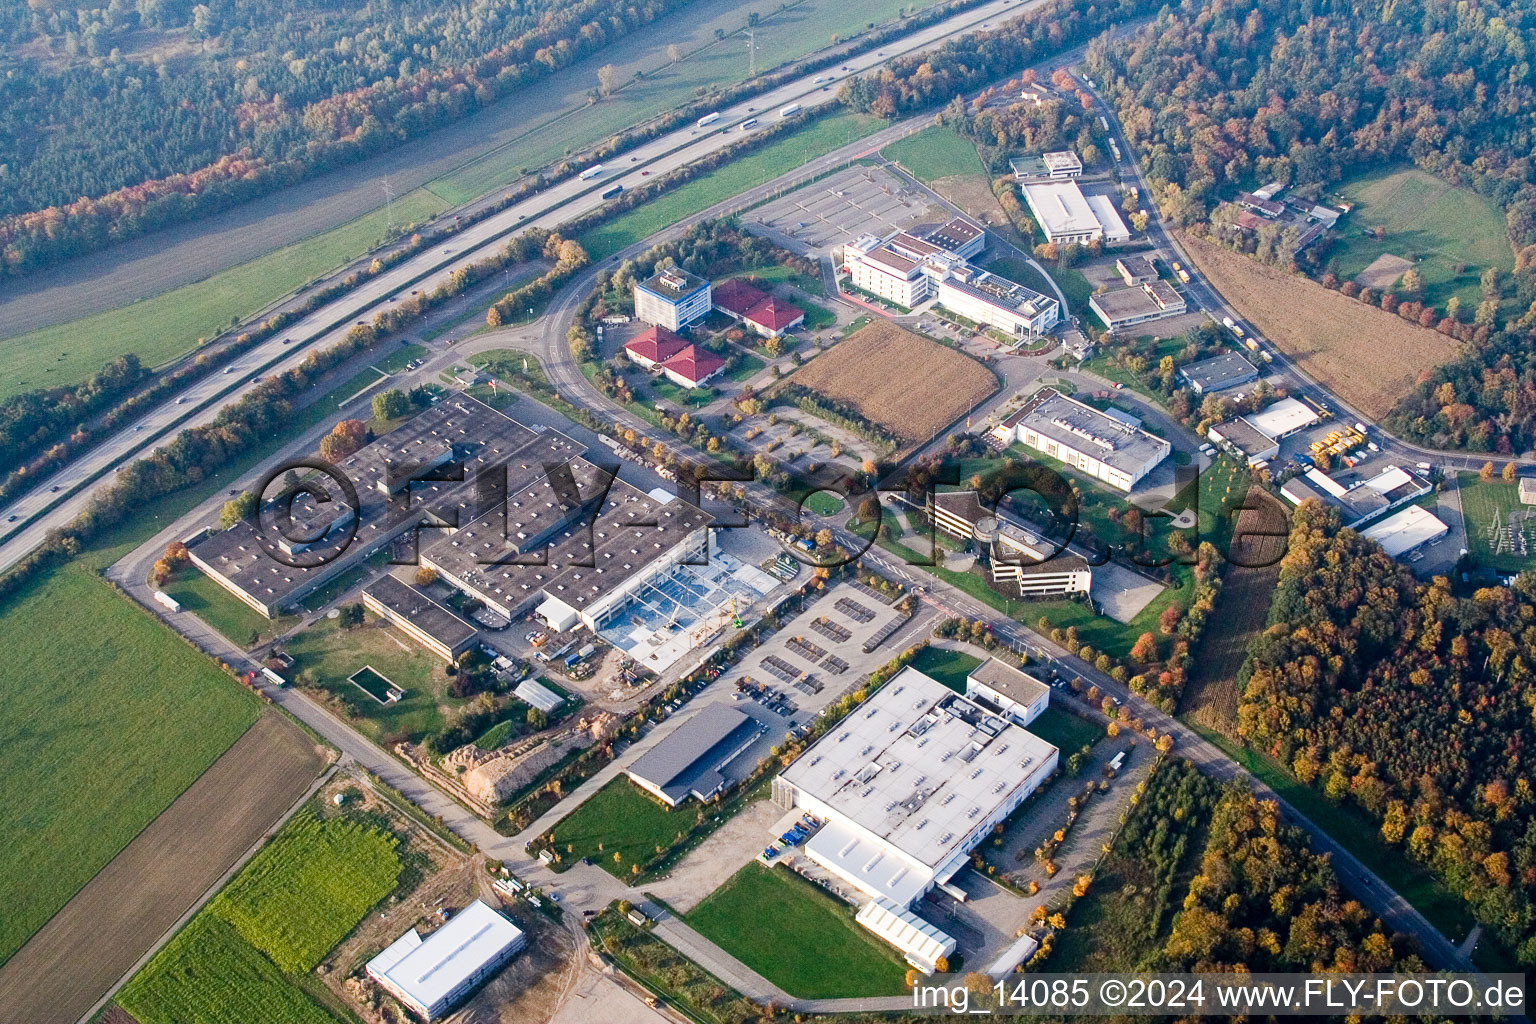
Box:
1180;234;1458;419
785;319;997;443
0;712;326;1024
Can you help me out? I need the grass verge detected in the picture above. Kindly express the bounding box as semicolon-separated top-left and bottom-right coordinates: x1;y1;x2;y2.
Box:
0;191;446;399
686;861;909;998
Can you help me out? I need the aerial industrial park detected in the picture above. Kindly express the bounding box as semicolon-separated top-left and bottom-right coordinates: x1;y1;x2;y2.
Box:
0;0;1532;1020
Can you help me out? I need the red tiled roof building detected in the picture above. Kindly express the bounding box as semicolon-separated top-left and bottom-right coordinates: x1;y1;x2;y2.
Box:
623;325;688;368
658;344;727;388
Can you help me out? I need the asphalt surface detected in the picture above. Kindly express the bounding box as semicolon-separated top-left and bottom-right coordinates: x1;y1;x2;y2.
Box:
0;0;1040;575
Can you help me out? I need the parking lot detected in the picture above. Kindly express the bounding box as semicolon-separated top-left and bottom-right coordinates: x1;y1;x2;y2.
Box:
746;165;938;254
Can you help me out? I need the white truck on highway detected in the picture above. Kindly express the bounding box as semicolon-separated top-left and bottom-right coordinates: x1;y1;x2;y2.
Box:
779;103;802;118
578;164;604;180
696;111;721;127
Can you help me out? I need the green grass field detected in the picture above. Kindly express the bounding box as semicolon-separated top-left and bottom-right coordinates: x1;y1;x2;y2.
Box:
881;125;986;183
118;915;340;1024
548;777;693;877
1027;705;1101;753
803;490;845;515
0;190;447;400
1457;473;1531;573
686;862;909;998
211;810;401;973
163;566;294;648
578;112;882;260
907;645;982;692
0;562;259;965
285;615;452;743
428;0;942;203
1330;166;1514;313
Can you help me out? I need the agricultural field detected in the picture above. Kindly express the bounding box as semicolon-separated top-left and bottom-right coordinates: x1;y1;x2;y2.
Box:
1458;474;1536;573
781;319;997;444
0;562;259;967
116;797;410;1024
1330;166;1515;314
0;190;446;400
1179;490;1289;737
882;125;987;183
686;862;909;998
1180;233;1457;419
0;713;326;1024
118;915;340;1024
547;777;693;878
578;112;883;260
210;810;402;972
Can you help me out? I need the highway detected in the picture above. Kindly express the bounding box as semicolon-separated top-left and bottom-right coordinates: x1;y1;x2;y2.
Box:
2;0;1505;982
0;0;1044;574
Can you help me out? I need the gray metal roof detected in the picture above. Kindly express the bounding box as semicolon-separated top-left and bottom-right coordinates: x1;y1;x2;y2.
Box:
626;704;761;802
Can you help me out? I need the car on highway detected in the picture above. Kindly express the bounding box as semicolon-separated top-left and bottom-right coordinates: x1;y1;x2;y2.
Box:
282;337;293;344
176;397;186;404
50;485;59;492
223;366;235;374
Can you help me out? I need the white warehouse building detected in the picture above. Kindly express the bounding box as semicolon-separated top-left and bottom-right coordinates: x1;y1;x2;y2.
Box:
842;216;1057;338
992;388;1170;492
773;664;1058;969
366;900;525;1020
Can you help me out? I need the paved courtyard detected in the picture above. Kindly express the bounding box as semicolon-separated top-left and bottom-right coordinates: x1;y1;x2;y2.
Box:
1091;561;1166;623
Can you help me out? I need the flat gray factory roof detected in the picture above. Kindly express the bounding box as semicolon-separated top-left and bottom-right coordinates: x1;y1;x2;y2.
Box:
419;461;711;615
1178;352;1259;392
1015;389;1170;474
363;574;477;650
627;703;762;803
780;666;1057;872
190;397;586;608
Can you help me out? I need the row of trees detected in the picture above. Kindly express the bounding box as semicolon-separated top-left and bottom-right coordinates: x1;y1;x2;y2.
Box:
837;0;1159;118
1238;502;1536;965
0;0;697;274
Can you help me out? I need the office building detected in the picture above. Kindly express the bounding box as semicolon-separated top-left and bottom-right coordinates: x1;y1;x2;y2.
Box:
635;266;712;330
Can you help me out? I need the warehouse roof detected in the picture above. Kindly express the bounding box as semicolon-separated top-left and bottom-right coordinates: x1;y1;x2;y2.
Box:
626;703;762;803
1178;352;1259;393
1021;181;1100;237
1243;397;1318;439
856;899;956;972
1014;388;1170;476
783;667;1057;895
362;575;477;651
420;459;711;615
367;900;524;1016
1359;505;1448;558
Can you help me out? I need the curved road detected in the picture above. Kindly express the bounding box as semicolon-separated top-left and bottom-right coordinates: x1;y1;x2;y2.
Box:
0;0;1045;574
